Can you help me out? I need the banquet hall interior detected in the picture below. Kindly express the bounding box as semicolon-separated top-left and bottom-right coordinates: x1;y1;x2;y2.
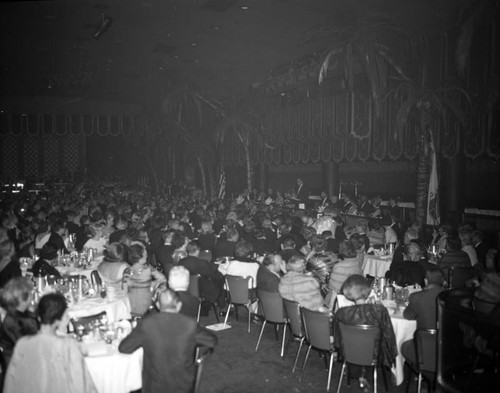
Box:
0;0;499;393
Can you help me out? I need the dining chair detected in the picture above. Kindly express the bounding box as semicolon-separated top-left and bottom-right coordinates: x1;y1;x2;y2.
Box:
255;290;288;358
299;308;336;391
283;299;306;373
0;344;6;389
223;275;254;332
448;267;475;289
409;329;438;393
90;270;102;286
193;346;214;393
189;274;219;323
472;297;498;314
336;323;388;393
70;311;108;336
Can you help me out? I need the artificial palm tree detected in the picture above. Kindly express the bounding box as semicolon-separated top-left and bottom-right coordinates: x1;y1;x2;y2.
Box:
386;60;470;225
303;8;408;118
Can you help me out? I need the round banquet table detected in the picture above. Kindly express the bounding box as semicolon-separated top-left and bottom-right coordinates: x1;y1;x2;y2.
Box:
68;294;132;324
84;340;143;393
362;253;392;278
336;295;417;386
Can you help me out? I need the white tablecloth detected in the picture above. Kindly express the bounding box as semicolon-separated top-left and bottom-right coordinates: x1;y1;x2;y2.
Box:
388;312;417;385
85;341;142;393
362;254;392;278
69;295;132;323
56;263;100;281
336;295;417;386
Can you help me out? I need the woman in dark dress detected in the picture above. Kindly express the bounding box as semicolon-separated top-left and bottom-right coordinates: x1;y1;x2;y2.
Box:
0;240;21;289
31;243;61;278
0;277;39;364
334;274;397;383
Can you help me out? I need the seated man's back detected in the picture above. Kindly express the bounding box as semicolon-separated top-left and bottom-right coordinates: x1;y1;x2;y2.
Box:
119;290;217;393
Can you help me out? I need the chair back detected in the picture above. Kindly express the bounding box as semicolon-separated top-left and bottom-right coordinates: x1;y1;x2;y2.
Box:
338;323;379;366
302;308;333;351
448;267;475;289
91;270;102;286
472;297;497;314
415;329;437;373
70;311;108;335
189;274;200;298
226;275;252;304
257;290;286;323
283;299;305;338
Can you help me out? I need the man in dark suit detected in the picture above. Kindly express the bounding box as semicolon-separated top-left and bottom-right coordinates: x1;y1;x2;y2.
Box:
473;230;489;268
168;266;200;319
213;228;239;258
295;178;309;204
256;254;283;293
156;230;175;274
179;240;224;305
401;267;445;365
437;236;472;279
119;289;217;393
47;220;69;254
279;236;302;264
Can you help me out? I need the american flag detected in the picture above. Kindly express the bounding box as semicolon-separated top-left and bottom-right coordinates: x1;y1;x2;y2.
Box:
218;166;226;200
426;140;440;226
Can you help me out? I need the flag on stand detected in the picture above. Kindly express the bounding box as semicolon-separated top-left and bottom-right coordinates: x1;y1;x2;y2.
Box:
426;142;440;226
218;166;226;200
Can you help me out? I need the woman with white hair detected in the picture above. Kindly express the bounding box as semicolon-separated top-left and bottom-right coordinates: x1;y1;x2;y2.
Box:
278;255;326;311
82;222;107;255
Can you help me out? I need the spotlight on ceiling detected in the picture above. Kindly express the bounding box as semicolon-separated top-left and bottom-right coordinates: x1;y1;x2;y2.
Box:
93;14;113;39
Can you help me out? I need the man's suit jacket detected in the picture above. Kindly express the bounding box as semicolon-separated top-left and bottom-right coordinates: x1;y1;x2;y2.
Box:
279;248;302;264
213;239;235;258
296;184;309;203
156;244;174;274
256;265;280;293
47;232;68;254
178;256;223;303
177;291;200;319
178;256;221;280
475;241;488;268
403;287;444;329
119;312;217;393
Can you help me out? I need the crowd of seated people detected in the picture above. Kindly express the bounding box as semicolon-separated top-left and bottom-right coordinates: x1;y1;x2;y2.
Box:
0;181;499;391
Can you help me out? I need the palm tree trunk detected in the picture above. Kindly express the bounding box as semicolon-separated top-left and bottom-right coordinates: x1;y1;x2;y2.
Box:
208;167;216;200
197;156;207;198
415;116;430;226
244;143;253;192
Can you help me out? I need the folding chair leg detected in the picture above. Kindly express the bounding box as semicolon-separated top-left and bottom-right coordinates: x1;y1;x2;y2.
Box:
336;361;347;393
196;303;201;323
223;304;231;328
326;352;335;392
292;337;305;373
255;320;267;352
247;304;251;333
417;372;422;393
381;365;389;393
212;304;219;323
373;366;377;393
274;324;279;341
280;323;287;359
299;345;312;382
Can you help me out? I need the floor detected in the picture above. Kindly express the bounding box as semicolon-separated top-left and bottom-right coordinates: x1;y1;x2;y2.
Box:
199;309;422;393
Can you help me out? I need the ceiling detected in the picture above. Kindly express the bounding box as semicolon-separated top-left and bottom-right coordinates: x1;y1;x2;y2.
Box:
0;0;339;111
